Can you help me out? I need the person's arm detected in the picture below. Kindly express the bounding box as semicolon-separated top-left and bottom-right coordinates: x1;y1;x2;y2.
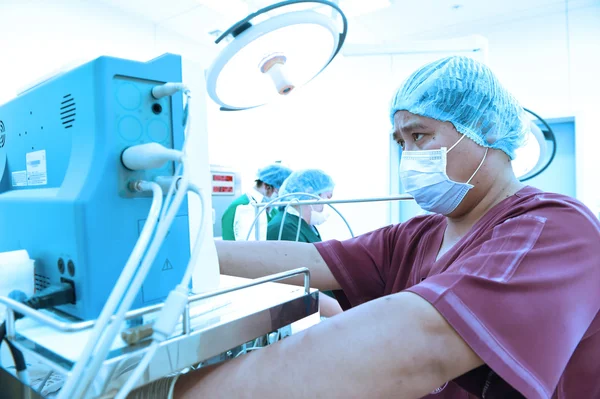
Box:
215;240;340;291
220;204;237;241
174;291;483;399
319;294;343;317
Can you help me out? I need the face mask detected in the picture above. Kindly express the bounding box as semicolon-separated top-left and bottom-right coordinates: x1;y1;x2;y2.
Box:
261;189;278;202
310;206;330;226
399;135;488;215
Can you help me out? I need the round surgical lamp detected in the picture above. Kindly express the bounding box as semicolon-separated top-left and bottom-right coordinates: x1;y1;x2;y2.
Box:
512;108;557;181
206;0;348;111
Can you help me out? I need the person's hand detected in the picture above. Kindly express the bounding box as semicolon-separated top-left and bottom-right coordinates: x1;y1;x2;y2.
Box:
320;294;343;317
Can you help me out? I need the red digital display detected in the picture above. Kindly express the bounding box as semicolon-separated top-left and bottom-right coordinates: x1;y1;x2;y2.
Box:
213;186;234;193
213;175;233;182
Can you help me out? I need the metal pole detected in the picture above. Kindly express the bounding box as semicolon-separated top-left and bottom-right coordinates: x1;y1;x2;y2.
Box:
254;203;261;241
253;194;413;208
5;308;16;339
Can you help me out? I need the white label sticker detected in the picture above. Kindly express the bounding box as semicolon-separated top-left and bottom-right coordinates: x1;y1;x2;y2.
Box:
26;150;47;186
11;170;27;187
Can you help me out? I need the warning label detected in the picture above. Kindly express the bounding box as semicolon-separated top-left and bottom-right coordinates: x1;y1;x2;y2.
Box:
162;259;174;271
11;170;27;187
26;150;47;186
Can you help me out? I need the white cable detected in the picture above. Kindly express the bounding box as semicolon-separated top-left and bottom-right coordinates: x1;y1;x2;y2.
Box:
17;370;30;386
114;341;159;399
160;93;191;224
115;182;205;399
151;83;189;99
296;206;303;242
63;88;193;399
72;160;191;399
122;143;182;171
181;183;205;287
57;182;163;399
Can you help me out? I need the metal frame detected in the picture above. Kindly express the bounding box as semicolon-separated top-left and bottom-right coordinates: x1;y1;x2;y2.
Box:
1;268;317;397
254;194;414;208
250;194;414;241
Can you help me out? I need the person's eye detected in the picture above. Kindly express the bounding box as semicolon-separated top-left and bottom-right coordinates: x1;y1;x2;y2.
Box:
412;133;425;142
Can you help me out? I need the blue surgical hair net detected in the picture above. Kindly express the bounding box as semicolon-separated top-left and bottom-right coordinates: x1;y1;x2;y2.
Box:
279;169;335;201
389;56;529;159
256;164;293;189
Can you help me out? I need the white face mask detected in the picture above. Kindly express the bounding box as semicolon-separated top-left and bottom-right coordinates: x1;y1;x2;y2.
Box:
310;206;330;226
264;193;277;202
399;135;488;215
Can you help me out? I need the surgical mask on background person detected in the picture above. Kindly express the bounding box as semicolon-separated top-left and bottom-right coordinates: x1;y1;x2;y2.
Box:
399;134;487;215
310;205;330;226
266;191;278;201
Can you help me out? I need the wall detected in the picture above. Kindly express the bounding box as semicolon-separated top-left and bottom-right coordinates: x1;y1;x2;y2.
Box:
0;0;221;290
416;1;600;215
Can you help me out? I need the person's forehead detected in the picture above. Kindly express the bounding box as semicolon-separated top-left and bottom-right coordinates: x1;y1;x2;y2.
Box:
392;111;452;140
394;111;433;130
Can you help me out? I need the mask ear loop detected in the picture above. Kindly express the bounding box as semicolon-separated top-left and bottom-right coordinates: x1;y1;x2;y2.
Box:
448;133;468;152
466;147;489;184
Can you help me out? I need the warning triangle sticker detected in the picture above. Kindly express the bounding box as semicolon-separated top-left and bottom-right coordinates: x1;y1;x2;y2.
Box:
162;259;174;271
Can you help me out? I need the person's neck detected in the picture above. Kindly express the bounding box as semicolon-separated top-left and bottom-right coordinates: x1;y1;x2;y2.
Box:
445;176;525;237
298;206;312;225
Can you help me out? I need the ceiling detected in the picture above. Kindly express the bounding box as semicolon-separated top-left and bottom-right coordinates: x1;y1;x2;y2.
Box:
97;0;598;46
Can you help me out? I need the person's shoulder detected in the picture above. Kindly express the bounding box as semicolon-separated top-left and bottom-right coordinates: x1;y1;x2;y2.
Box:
225;194;250;210
505;186;598;222
267;212;300;239
488;186;600;240
385;213;445;238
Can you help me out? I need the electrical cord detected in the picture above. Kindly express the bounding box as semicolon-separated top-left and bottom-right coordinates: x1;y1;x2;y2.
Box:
0;290;27;375
296;206;303;242
180;182;206;287
69;89;193;399
0;283;75;382
114;182;206;399
277;199;300;241
57;182;163;399
160;91;191;224
71;168;188;398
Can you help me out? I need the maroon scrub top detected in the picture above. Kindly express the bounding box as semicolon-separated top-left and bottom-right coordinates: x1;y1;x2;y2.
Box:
315;186;600;399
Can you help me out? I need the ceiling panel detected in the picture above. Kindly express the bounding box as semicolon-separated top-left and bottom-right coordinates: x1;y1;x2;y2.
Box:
97;0;595;45
159;5;232;43
99;0;202;23
347;0;568;42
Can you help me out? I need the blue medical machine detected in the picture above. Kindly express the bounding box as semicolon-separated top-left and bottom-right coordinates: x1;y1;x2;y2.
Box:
0;54;190;320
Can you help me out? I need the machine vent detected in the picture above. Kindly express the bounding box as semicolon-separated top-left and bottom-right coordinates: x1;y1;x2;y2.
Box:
60;94;76;129
35;273;51;291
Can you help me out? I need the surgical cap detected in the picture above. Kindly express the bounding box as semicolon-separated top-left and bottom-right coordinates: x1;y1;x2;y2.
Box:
256;164;293;189
279;169;335;200
389;56;529;159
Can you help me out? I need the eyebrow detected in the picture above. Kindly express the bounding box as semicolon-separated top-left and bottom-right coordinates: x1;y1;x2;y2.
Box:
392;121;429;141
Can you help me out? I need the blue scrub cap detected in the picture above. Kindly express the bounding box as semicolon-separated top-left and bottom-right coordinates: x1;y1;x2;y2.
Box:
256;164;293;189
389;56;529;159
279;169;335;200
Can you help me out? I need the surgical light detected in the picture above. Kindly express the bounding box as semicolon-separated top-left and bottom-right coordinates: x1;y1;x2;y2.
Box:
512;108;557;181
205;0;348;111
